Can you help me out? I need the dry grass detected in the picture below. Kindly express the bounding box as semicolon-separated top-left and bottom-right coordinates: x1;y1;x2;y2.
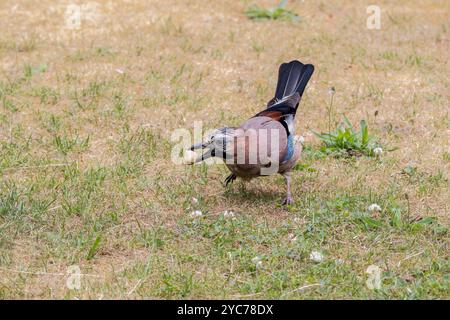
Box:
0;0;448;299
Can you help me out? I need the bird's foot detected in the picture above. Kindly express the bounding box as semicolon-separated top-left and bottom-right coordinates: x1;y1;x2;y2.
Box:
282;195;294;206
225;173;237;186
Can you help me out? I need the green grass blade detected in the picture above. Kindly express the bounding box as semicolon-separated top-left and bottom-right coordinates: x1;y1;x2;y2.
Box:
87;235;102;260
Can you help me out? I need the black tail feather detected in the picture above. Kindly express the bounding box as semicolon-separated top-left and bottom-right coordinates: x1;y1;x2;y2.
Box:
268;60;314;108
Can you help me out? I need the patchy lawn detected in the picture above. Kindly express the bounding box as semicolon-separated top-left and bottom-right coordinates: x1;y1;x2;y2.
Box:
0;0;448;299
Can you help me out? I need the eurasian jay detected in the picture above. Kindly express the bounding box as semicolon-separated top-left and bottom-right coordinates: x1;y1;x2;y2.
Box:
189;60;314;205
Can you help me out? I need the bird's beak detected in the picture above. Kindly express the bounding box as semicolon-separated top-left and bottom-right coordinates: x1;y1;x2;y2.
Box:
190;142;208;150
194;148;214;163
187;141;215;164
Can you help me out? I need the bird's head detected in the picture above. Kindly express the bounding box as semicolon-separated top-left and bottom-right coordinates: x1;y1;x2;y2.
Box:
188;127;236;164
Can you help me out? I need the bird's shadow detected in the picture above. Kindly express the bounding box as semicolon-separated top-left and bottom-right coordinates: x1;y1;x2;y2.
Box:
222;182;283;204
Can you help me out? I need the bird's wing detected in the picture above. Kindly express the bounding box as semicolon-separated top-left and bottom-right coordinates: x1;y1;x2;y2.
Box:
235;116;289;167
254;92;300;135
256;92;300;120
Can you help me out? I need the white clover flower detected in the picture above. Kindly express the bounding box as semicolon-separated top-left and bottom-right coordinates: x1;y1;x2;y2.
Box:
190;210;203;218
251;256;263;268
223;210;236;219
287;233;297;241
368;203;382;212
310;251;324;263
336;259;345;265
373;147;383;157
293;217;303;224
328;87;336;95
191;197;199;205
293;135;305;145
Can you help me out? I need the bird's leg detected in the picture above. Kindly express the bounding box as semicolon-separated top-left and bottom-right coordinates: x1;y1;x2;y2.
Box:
282;173;294;206
224;173;237;186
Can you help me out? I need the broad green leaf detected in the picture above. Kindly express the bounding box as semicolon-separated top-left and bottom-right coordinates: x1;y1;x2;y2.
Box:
355;214;384;229
413;217;435;225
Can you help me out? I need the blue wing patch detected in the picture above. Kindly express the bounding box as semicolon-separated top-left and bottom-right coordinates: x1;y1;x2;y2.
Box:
282;134;294;163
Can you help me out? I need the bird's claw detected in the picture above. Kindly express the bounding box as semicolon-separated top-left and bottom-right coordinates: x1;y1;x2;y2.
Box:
282;196;294;206
225;174;237;186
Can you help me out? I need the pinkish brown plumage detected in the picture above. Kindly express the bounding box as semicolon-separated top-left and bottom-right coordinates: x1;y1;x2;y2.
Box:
190;60;314;205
